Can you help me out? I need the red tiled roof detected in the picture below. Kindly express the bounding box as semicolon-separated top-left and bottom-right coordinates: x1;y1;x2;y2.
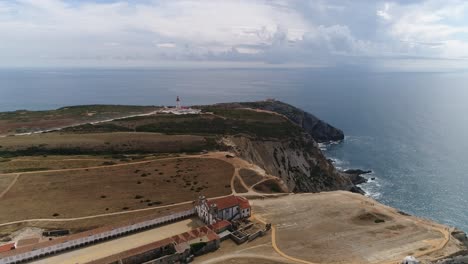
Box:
0;243;15;253
207;195;250;210
208;220;231;233
88;225;220;264
237;196;250;210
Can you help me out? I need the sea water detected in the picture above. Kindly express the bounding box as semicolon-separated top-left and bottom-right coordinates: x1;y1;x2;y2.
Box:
1;68;467;232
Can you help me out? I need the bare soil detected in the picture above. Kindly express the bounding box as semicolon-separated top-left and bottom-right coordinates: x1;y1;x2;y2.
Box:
252;192;465;264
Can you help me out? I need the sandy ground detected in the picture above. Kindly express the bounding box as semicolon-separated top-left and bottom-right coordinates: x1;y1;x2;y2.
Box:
194;233;293;264
30;217;203;264
251;192;464;264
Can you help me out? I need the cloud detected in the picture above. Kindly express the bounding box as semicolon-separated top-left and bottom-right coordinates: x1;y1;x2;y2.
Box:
0;0;467;70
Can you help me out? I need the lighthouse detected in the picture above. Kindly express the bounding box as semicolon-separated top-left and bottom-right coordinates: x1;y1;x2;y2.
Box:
176;96;181;109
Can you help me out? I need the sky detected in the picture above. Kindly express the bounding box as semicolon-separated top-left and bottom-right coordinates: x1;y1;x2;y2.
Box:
1;0;468;70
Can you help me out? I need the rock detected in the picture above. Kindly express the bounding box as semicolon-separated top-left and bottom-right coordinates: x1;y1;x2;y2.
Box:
349;186;366;195
227;135;354;193
433;255;468;264
343;169;372;175
342;169;372;185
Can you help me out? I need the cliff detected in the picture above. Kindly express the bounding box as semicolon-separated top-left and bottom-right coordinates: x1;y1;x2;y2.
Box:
238;100;344;142
198;100;354;193
223;134;354;193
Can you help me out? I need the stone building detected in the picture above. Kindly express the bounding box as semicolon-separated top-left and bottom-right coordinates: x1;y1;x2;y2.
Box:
195;195;251;225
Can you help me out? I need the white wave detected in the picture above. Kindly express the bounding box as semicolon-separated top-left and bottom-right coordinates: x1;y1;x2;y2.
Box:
359;176;382;199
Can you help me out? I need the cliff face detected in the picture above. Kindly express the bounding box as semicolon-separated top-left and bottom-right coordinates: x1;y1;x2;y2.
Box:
225;135;353;192
239;101;344;143
201;100;352;193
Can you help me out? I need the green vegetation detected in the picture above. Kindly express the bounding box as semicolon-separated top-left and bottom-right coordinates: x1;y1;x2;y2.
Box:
0;105;156;121
133;115;301;139
62;123;133;133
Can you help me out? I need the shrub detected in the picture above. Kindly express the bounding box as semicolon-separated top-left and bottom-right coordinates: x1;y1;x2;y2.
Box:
52;213;60;217
100;195;107;198
135;195;144;199
375;219;385;223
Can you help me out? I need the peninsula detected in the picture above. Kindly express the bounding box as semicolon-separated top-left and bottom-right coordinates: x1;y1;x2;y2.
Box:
0;99;466;264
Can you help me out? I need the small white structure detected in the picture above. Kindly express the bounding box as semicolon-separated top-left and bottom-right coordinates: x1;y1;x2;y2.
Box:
195;195;251;225
157;96;201;115
402;256;420;264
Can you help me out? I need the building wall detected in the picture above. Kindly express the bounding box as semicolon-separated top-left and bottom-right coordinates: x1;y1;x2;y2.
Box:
0;209;195;264
241;208;250;218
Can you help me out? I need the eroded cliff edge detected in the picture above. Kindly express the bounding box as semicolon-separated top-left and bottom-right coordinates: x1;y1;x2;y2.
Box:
206;100;354;193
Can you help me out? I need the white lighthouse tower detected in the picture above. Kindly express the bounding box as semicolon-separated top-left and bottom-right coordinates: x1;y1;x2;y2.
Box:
176;96;181;109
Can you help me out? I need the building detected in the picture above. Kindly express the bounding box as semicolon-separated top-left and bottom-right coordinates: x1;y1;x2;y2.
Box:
195;195;251;225
88;225;223;264
157;96;201;115
0;209;195;264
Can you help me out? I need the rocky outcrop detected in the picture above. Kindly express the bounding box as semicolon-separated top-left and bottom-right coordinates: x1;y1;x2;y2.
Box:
343;169;372;185
239;101;344;142
225;135;354;192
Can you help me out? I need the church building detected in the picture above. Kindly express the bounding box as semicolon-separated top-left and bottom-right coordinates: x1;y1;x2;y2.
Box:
195;195;251;225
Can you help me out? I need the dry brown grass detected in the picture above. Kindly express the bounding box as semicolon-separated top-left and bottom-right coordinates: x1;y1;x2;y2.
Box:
0;175;16;193
233;177;248;193
0;203;192;236
253;179;284;193
0;156;119;173
0;105;157;135
0;132;209;155
239;168;264;187
0;157;234;223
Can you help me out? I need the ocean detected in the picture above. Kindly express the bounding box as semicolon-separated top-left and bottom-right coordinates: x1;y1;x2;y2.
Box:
1;68;467;232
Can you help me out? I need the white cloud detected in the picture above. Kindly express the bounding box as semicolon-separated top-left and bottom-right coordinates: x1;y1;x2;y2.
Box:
0;0;467;70
156;43;176;48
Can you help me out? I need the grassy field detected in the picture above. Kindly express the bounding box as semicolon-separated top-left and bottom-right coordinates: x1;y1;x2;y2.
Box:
0;132;211;157
239;168;264;187
0;203;193;238
62;110;302;139
0;157;234;223
233;177;248;193
0;105;158;135
0;155;124;173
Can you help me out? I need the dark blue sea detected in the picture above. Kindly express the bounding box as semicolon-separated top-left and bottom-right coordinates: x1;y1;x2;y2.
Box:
1;68;467;232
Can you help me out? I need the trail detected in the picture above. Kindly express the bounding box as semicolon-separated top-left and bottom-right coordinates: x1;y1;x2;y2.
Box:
0;154;205;176
252;213;318;264
0;173;20;199
0;193;227;228
2;110;159;138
